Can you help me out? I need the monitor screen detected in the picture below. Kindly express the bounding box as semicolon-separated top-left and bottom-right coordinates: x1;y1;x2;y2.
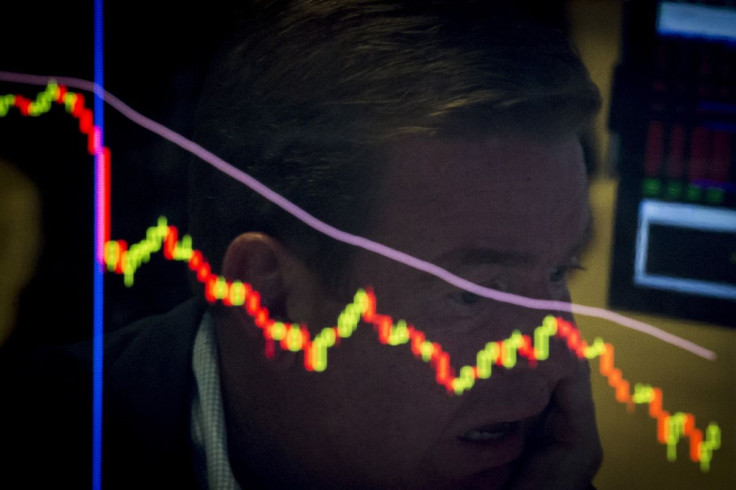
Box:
635;199;736;301
657;2;736;43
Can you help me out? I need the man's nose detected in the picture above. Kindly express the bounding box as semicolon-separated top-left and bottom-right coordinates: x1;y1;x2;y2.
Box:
493;291;580;384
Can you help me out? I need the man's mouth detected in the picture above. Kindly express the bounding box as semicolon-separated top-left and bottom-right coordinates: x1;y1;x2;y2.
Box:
423;409;543;483
459;421;520;443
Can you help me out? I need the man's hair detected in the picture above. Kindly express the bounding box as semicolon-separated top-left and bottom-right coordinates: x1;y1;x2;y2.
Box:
188;0;600;294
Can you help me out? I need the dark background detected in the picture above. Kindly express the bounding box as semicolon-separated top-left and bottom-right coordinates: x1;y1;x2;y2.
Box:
0;1;229;346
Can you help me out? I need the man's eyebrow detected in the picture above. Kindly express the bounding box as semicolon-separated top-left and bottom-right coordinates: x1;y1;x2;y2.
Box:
434;247;538;268
434;215;595;268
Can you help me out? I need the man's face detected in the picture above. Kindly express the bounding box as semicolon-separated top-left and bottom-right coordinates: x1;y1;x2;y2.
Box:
219;133;591;489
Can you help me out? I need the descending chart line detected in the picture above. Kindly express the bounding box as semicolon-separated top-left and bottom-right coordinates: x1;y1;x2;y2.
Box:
102;217;722;472
0;75;717;363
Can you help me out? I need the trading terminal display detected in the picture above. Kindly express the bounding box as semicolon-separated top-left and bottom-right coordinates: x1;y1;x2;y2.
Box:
609;0;736;326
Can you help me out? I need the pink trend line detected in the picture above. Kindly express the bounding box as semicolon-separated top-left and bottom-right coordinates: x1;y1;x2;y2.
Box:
0;70;717;361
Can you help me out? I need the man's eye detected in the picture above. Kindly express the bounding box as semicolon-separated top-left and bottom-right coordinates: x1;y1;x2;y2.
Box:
447;290;483;308
451;280;506;307
549;261;586;283
458;291;481;305
549;266;567;283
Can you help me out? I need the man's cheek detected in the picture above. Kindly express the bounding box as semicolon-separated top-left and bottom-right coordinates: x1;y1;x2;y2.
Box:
540;336;580;381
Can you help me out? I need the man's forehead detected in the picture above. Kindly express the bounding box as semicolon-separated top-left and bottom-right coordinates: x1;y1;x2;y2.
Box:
355;133;590;276
431;212;593;268
379;134;585;198
386;133;584;164
376;134;587;215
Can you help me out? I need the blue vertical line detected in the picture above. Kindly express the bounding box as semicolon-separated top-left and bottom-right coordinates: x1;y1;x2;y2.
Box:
93;0;104;489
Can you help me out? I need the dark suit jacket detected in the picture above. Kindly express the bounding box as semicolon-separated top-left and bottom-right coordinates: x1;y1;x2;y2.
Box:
1;299;207;489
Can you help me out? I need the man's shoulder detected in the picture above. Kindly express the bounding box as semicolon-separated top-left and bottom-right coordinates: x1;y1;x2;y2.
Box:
103;297;207;489
0;298;208;489
4;297;207;384
100;297;207;415
104;297;207;374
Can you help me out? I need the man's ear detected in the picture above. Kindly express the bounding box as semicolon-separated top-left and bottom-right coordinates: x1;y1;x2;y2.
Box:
220;232;319;333
219;233;325;371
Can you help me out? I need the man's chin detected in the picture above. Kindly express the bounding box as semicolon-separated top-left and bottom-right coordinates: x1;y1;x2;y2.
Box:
457;462;516;490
